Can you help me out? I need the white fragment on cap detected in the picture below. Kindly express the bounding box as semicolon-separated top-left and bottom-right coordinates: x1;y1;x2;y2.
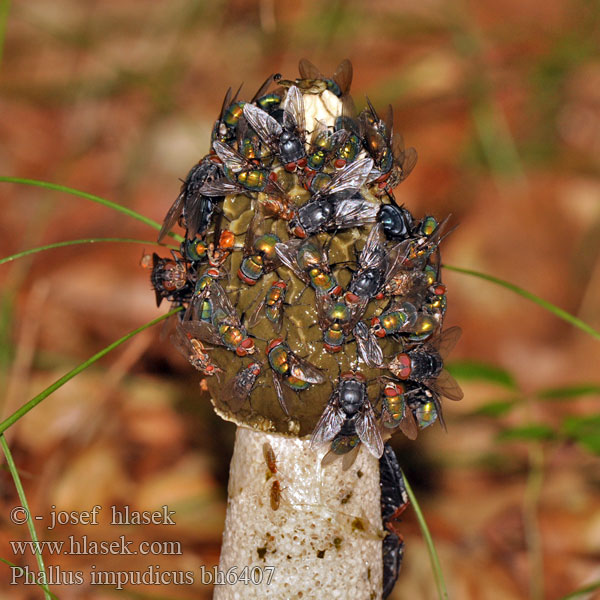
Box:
302;89;343;135
214;426;384;600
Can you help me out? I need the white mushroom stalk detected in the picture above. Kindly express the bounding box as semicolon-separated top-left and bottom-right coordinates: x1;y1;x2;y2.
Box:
214;427;383;600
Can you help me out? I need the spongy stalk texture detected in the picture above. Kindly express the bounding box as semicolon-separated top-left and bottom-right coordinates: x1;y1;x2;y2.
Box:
214;426;383;599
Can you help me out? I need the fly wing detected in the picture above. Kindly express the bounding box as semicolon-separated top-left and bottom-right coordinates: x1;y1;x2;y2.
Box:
246;295;266;329
158;191;184;242
179;319;223;348
308;119;327;149
298;58;323;80
383;104;394;142
332;59;353;96
309;123;349;154
274;239;310;285
243;103;282;147
343;296;370;334
432;369;464;402
332;199;379;229
243;211;261;257
315;291;335;331
354;321;383;368
325;157;374;196
288;353;325;385
363;123;387;165
328;128;350;151
340;444;361;471
365;96;380;124
356;400;384;458
435;326;462;360
271;370;291;416
170;323;193;361
401;146;418;179
310;391;344;448
200;179;246;196
282;85;305;134
392;133;417;181
217;86;234;122
384;239;412;279
398;408;419;441
204;280;244;329
270;303;284;333
212;140;248;173
262;248;284;274
251;73;280;103
358;223;386;270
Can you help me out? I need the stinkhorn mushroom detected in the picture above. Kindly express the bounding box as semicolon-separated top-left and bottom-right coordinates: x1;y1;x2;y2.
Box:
149;59;462;599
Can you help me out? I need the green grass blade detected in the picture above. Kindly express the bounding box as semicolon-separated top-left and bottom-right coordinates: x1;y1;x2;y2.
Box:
0;0;10;67
0;177;183;242
0;307;181;435
444;264;600;341
0;238;178;265
468;398;517;418
402;472;448;600
446;360;517;390
0;436;53;600
557;580;600;599
497;424;557;442
562;415;600;455
537;384;600;400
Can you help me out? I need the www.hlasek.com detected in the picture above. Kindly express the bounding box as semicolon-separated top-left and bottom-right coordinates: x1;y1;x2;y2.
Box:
8;504;274;589
10;565;276;589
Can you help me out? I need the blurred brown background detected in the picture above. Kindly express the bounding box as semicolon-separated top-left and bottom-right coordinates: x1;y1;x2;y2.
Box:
1;1;599;598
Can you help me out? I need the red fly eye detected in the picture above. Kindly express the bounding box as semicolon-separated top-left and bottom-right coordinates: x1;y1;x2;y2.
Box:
373;327;386;339
236;339;255;357
266;338;283;355
237;269;257;285
292;226;307;238
334;159;346;169
324;343;342;353
395;354;412;379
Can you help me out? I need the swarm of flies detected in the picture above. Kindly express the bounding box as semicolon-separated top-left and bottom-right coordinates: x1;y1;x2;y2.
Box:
148;58;463;600
149;57;461;430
